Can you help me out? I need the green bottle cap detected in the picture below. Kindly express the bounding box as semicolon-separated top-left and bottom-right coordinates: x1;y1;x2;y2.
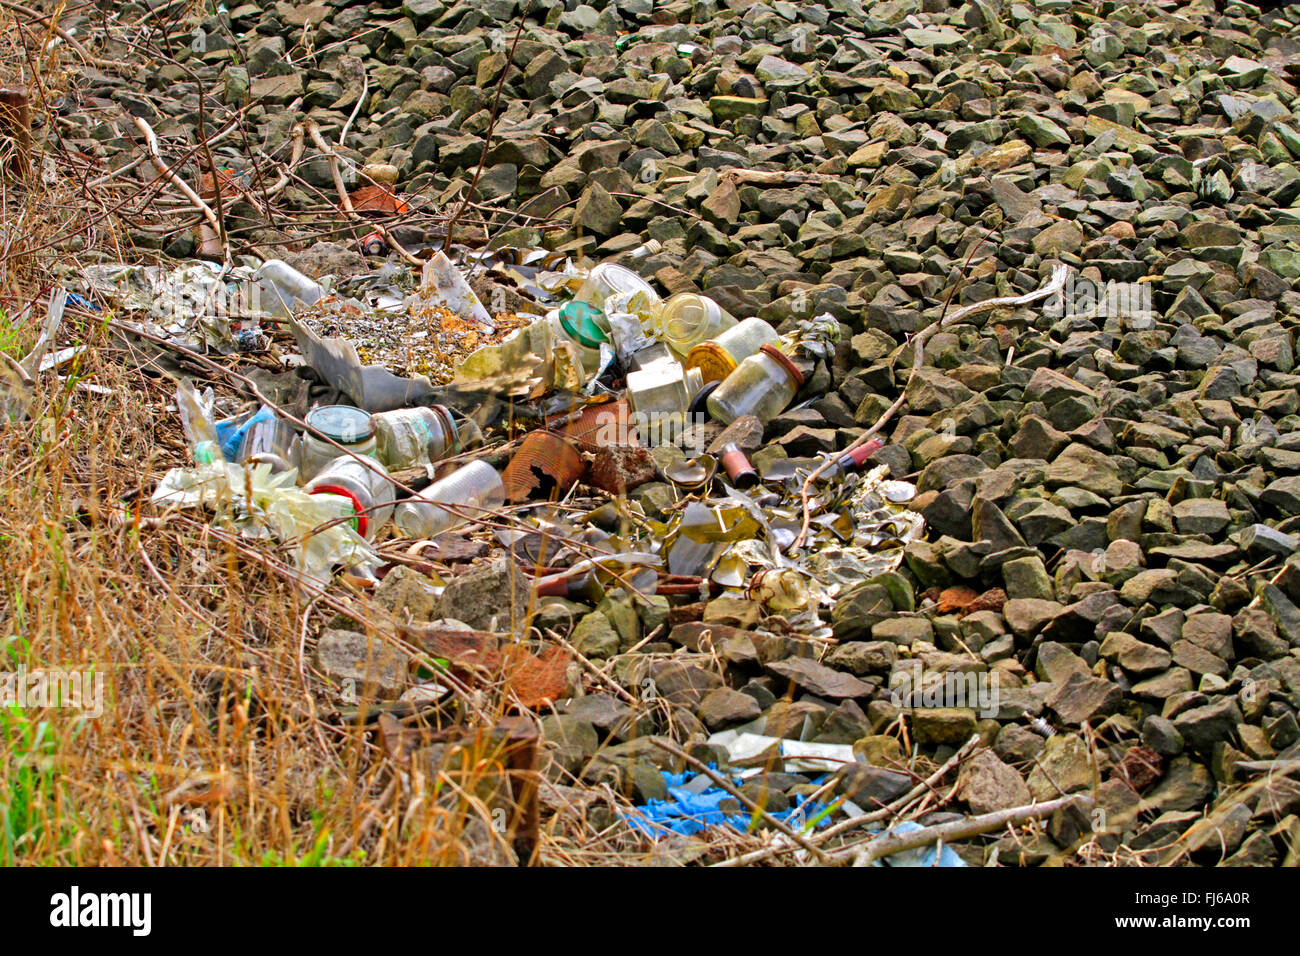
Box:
558;301;611;349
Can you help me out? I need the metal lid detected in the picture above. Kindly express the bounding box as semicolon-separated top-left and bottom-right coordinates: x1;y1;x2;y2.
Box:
685;341;738;383
306;404;373;443
758;343;805;387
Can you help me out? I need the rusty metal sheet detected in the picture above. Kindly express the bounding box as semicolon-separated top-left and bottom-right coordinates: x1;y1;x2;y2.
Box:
501;430;584;502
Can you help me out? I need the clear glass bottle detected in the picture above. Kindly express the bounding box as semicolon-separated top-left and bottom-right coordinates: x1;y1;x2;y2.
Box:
686;316;781;383
656;293;736;356
298;405;378;481
237;413;297;473
394;460;506;538
371;406;459;470
706;344;805;425
304;455;396;539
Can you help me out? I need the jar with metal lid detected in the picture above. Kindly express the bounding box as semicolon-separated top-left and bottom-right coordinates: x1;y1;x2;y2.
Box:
706;344;805;425
394;460;506;538
656;293;736;356
303;455;395;539
371;406;459;470
685;317;781;383
298;405;378;481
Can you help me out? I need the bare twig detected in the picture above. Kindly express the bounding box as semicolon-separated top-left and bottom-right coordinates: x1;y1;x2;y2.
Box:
848;793;1090;867
304;120;421;266
132;115;229;264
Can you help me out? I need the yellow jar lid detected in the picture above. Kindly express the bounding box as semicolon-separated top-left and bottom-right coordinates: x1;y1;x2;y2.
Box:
685;341;737;383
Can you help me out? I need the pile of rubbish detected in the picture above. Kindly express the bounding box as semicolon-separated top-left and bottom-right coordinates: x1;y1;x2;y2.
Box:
117;245;929;615
19;0;1300;869
68;238;982;855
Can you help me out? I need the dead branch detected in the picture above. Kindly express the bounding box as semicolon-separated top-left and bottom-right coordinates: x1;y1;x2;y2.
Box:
304;120;421;266
132;115;229;264
848;792;1091;867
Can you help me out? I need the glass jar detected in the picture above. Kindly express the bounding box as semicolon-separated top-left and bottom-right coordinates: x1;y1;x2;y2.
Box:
371;406;459;470
304;455;396;539
298;405;378;481
394;460;506;538
237;414;297;473
656;293;736;356
626;358;703;445
686;317;781;383
627;341;673;370
576;263;661;316
706;344;805;425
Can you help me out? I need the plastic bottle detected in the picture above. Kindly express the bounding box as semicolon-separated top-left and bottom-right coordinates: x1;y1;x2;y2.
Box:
685;316;781;383
303;455;396;539
175;379;221;464
371;406;459;470
656;293;736;356
298;405;378;481
393;460;506;538
706;344;805;425
254;259;324;317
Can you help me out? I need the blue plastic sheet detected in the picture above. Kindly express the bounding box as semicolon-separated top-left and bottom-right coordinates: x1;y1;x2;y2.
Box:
869;821;968;867
624;771;969;865
624;768;833;839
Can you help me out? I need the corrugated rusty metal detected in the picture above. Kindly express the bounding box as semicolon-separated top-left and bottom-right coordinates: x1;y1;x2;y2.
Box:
549;399;638;451
501;430;584;502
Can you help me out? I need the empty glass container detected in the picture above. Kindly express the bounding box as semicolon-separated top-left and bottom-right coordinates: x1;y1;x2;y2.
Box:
706;344;805;425
237;414;297;473
298;405;378;481
626;358;703;444
576;264;661;316
656;293;736;356
371;406;459;470
686;316;781;383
